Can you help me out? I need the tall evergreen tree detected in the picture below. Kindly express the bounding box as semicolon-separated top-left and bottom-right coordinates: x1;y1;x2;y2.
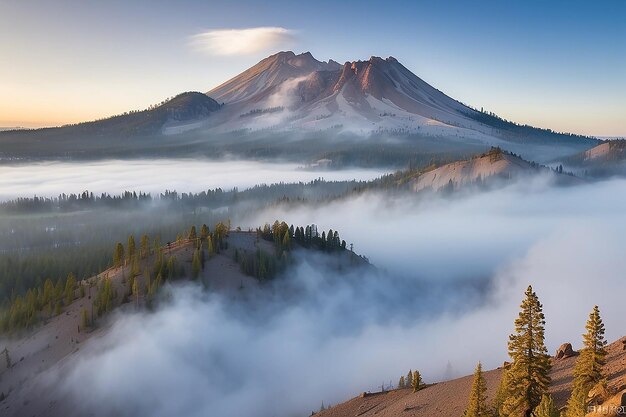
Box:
398;375;406;389
464;362;489;417
566;305;608;417
412;370;423;392
406;369;413;389
502;285;551;417
574;305;608;391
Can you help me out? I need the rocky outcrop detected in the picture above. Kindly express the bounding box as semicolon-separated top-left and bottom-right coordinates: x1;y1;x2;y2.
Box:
555;343;577;359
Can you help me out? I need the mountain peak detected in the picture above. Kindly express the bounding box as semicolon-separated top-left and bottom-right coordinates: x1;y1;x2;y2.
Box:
207;51;340;103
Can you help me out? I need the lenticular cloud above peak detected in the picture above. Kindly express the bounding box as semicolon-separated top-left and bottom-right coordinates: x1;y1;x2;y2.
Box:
189;27;296;56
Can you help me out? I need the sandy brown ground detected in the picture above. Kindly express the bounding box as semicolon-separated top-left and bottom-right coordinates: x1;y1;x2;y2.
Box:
0;231;263;417
318;337;626;417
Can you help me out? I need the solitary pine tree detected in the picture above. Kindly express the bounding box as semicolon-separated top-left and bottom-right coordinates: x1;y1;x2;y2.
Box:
502;285;551;417
464;362;488;417
574;305;608;391
412;370;423;392
406;370;413;389
398;375;406;389
189;225;197;240
534;394;559;417
566;305;608;417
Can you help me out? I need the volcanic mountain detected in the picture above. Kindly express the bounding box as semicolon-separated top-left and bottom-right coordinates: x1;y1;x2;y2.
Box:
206;51;594;150
207;51;493;137
0;51;597;163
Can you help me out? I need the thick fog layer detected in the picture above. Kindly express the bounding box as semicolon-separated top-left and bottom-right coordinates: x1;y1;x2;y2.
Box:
0;159;386;200
39;177;626;417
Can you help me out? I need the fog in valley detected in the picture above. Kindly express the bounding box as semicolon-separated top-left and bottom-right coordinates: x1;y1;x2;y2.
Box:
0;159;387;200
5;172;624;417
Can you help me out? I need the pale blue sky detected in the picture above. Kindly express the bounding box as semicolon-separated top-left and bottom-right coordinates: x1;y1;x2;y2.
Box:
1;0;624;136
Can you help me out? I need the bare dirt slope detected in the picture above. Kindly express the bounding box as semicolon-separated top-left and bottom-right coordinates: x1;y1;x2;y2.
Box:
319;337;626;417
411;150;539;192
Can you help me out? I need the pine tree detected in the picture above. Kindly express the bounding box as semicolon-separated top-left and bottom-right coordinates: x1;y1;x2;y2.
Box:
566;305;608;416
464;362;489;417
502;285;551;417
398;375;406;389
189;226;197;240
412;370;422;392
534;394;559;417
406;369;413;389
574;305;608;391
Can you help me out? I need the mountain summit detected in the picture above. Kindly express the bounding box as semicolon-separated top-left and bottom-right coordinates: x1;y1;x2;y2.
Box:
207;51;485;137
208;51;341;104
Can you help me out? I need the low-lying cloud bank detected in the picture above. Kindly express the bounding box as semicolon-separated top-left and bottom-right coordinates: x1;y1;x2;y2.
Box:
0;159;386;201
53;177;626;417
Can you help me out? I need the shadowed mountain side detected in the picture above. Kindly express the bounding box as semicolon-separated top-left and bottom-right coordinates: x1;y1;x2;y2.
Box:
0;92;221;158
